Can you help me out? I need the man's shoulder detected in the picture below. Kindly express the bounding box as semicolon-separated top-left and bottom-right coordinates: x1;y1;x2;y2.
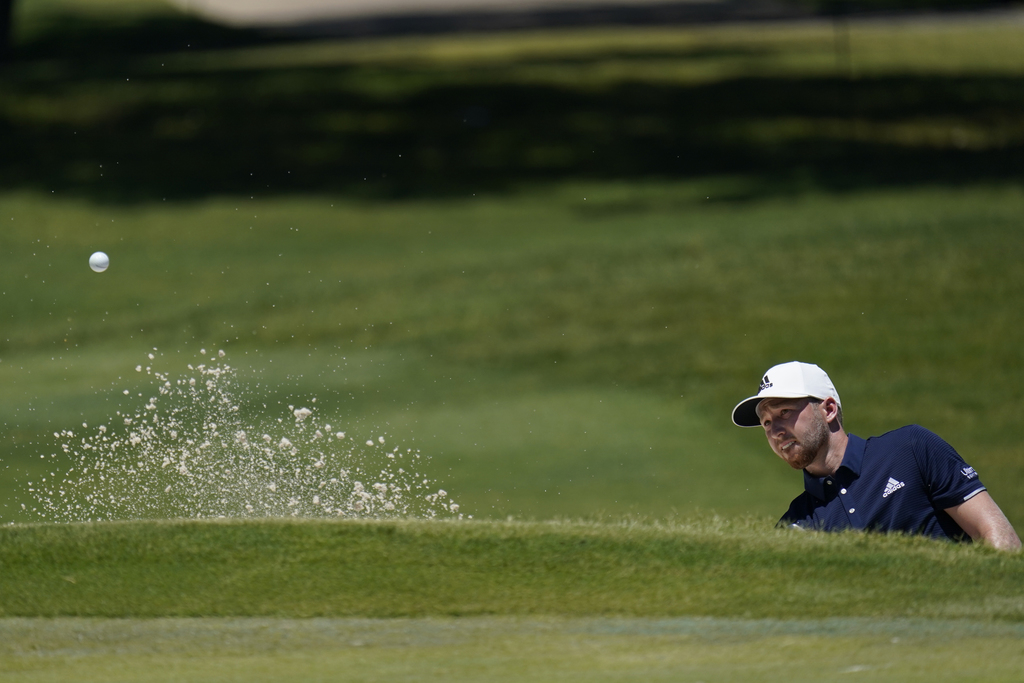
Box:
868;424;933;441
864;424;942;451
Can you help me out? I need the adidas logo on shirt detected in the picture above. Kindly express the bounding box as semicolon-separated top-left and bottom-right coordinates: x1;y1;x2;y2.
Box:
882;477;905;498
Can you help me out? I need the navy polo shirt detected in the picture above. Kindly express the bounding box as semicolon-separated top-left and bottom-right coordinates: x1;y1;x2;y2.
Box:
780;425;987;541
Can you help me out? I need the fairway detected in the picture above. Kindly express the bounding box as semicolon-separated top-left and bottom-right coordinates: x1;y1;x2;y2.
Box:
4;616;1024;682
4;183;1024;524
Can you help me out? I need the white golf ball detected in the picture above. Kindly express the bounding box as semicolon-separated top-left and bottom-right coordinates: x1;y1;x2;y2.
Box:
89;251;109;273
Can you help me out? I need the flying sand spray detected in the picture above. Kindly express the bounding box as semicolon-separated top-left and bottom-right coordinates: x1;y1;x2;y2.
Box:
27;349;460;522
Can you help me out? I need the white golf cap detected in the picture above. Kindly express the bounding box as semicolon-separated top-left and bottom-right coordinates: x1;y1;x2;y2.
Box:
731;361;841;427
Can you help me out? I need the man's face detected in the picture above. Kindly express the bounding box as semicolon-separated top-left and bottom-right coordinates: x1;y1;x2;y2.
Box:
756;397;829;470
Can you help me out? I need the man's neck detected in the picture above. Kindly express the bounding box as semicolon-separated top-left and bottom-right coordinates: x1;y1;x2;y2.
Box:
805;430;849;478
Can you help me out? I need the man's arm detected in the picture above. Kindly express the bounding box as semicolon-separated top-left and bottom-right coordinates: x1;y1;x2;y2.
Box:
945;492;1021;551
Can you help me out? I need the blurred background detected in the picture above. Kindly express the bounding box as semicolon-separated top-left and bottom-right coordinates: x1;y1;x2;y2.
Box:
1;0;1022;525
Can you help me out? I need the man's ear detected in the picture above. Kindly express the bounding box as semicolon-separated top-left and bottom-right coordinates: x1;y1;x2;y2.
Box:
822;397;840;425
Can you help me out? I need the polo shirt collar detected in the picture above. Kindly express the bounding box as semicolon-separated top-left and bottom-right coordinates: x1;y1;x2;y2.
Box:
802;434;866;501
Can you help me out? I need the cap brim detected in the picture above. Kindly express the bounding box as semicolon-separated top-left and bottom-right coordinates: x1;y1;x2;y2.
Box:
731;396;764;428
731;391;818;427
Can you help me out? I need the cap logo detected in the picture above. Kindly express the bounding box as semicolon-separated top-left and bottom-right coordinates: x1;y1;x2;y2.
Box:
759;375;773;392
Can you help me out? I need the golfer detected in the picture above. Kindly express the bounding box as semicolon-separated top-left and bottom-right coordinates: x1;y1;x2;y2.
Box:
732;361;1021;550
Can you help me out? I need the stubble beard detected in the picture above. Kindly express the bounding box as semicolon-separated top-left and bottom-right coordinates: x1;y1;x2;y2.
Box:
788;408;830;470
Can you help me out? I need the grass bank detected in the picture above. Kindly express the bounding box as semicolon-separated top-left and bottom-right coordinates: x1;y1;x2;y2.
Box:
2;518;1022;620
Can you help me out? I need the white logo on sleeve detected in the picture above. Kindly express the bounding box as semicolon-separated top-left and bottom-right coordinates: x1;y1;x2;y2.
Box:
961;466;978;480
882;477;905;498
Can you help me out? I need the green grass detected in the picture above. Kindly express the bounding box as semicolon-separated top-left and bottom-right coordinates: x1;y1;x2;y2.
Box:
3;518;1024;681
3;183;1024;525
2;518;1023;619
3;615;1024;682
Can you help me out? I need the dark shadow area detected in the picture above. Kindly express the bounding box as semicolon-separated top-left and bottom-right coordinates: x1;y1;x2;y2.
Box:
3;68;1022;202
278;0;813;40
12;13;278;60
2;4;1022;202
206;0;1018;41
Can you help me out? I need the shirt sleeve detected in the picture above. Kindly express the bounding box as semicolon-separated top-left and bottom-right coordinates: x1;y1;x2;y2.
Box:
910;426;987;510
778;492;821;529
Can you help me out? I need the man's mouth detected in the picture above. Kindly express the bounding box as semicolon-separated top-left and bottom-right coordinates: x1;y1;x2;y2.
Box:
781;439;797;452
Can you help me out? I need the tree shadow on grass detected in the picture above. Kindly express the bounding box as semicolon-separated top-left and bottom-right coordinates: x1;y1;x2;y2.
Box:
2;10;1023;203
13;9;277;59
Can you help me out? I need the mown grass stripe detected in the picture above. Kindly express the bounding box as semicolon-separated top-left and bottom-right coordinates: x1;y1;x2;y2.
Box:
3;615;1024;683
